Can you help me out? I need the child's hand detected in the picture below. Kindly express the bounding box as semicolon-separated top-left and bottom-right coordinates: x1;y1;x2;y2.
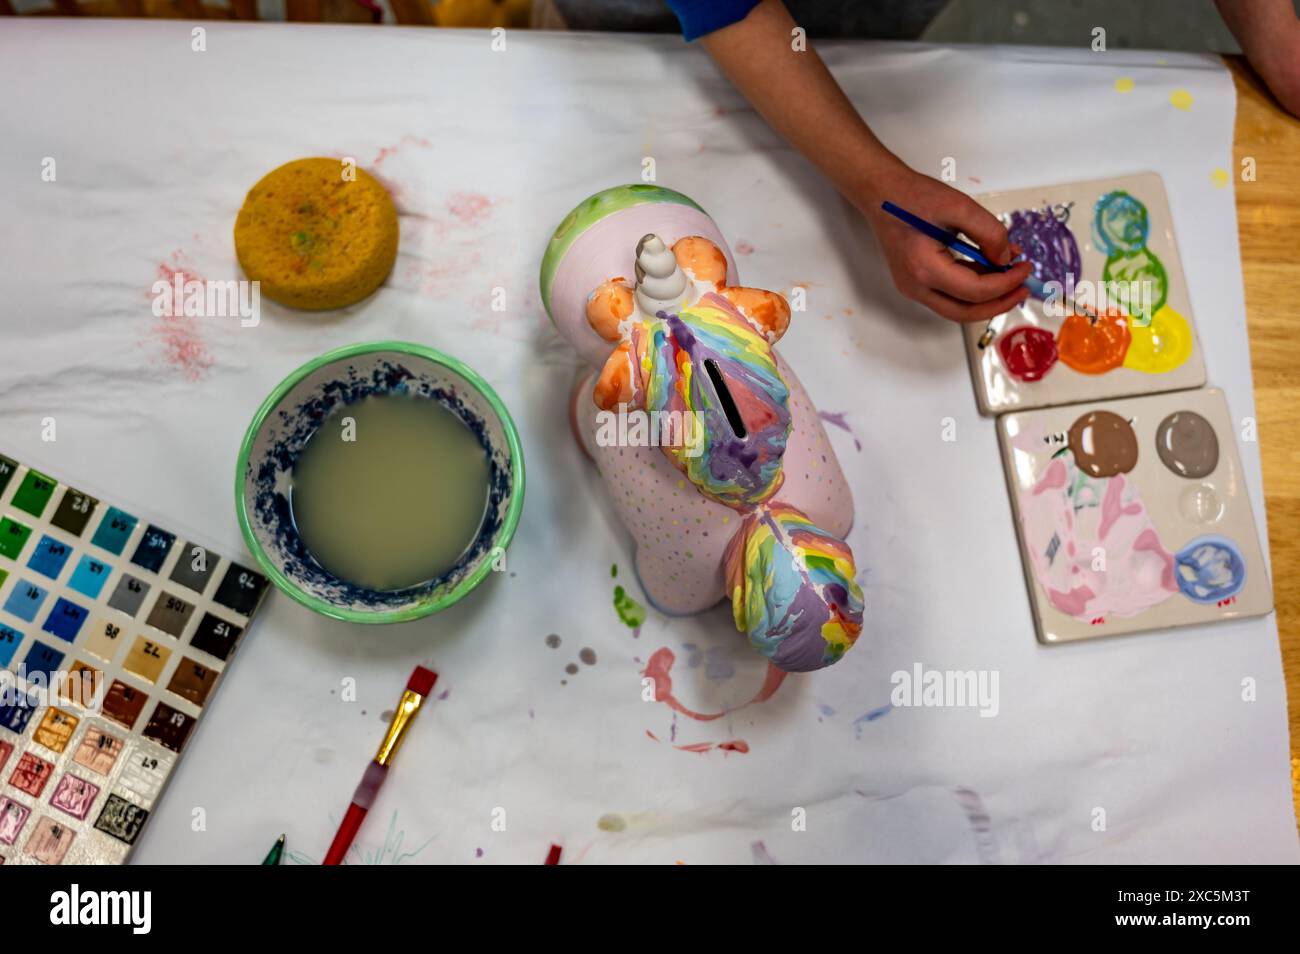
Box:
860;166;1033;323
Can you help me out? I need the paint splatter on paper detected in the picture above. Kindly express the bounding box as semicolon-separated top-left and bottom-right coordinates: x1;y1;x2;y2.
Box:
952;787;1001;864
817;410;863;452
645;731;750;756
642;647;786;722
614;584;646;631
852;704;893;738
145;252;214;382
751;840;780;864
446;192;495;227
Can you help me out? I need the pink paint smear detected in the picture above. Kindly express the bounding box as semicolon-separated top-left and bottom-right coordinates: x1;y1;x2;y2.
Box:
146;252;214;382
645;730;750;756
446;192;495;227
642;647;786;722
371;135;432;169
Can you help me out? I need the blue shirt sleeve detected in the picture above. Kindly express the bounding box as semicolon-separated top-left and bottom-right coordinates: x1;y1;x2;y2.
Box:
666;0;763;41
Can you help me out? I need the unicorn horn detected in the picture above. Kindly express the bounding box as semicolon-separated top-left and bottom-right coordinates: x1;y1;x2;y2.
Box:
634;234;690;317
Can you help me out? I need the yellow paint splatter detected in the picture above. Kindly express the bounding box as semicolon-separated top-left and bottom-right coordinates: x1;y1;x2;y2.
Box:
1211;168;1229;189
1114;77;1134;93
1123;306;1193;374
1170;89;1194;111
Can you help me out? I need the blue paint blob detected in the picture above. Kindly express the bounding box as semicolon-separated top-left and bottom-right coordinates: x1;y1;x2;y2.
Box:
1093;190;1150;255
1174;535;1246;604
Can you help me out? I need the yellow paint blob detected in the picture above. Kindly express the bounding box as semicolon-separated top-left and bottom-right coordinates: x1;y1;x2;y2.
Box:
1211;168;1229;189
1114;77;1135;93
1123;305;1194;373
1170;89;1194;111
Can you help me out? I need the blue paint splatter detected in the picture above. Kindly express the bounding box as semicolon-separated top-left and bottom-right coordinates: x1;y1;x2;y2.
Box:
852;703;893;738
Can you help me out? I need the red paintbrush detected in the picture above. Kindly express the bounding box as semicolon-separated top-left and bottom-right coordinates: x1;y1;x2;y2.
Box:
323;664;438;866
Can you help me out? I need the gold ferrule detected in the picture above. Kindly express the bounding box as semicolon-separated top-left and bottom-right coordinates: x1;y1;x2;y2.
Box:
374;689;424;766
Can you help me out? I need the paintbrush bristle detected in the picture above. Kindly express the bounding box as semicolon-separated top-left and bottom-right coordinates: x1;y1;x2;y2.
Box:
408;665;438;697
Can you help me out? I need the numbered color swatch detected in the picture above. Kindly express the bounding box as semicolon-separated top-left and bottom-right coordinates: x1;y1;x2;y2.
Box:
0;454;269;864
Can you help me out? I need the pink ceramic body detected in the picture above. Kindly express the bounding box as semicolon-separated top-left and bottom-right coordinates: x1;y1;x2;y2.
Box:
576;355;853;615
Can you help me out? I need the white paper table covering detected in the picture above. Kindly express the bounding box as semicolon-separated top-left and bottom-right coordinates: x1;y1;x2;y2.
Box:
0;20;1294;864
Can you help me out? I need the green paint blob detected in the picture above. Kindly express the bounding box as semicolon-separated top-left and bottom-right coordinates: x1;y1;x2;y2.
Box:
1102;247;1167;327
610;563;617;578
613;585;646;628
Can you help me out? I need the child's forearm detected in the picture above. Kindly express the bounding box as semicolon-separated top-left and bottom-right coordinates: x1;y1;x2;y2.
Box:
700;0;906;209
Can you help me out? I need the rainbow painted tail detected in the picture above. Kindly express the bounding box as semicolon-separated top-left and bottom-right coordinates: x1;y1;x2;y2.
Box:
723;502;864;672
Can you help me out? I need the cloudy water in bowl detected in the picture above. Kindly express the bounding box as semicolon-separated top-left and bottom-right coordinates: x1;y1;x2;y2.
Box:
290;393;491;591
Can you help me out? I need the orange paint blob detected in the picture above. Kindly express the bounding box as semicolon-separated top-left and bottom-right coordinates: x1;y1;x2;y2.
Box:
1056;308;1131;374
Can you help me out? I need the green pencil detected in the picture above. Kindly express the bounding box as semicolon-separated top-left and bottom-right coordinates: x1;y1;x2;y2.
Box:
262;834;285;866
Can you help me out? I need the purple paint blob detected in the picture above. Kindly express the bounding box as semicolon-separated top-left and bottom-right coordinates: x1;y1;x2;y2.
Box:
1007;208;1081;299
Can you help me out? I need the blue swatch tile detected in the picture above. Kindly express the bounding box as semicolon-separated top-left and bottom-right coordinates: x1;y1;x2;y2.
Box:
0;625;21;668
21;641;64;684
130;525;175;573
26;535;72;580
0;691;38;733
42;597;88;643
67;555;112;600
90;507;137;556
3;579;48;623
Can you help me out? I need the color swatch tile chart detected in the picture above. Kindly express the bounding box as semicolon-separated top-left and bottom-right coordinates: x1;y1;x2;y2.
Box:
0;454;269;864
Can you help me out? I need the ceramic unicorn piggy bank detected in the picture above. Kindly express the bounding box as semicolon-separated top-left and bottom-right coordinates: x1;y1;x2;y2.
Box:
540;185;863;672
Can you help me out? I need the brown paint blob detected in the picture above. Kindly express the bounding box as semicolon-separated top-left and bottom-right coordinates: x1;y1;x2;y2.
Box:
565;663;579;675
1068;410;1138;477
1155;410;1218;478
579;648;597;665
545;633;561;649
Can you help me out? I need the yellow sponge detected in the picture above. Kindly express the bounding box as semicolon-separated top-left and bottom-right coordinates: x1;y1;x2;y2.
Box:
235;158;398;311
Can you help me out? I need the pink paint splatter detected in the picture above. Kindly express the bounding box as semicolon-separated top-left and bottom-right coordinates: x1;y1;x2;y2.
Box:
146;252;214;382
735;241;755;256
371;135;431;168
751;840;780;864
446;192;495;227
642;647;786;722
645;731;750;756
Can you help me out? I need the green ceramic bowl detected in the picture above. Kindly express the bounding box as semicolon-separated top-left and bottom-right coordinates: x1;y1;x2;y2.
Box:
235;341;524;623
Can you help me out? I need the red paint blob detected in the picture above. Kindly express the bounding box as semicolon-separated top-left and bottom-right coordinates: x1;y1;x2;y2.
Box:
998;325;1058;382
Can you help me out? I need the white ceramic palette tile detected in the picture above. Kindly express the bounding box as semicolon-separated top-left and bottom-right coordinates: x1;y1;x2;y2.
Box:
963;172;1207;415
998;388;1271;644
0;453;269;864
